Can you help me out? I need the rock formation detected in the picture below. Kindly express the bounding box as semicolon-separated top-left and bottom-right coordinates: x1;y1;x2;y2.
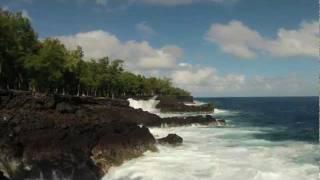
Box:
0;90;224;179
158;134;183;146
0;90;157;179
155;96;214;113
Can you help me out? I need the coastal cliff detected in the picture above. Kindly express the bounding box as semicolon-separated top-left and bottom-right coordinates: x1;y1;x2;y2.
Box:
0;90;158;179
0;90;221;179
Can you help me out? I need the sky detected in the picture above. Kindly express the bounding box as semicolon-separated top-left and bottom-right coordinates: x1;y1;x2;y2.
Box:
1;0;318;97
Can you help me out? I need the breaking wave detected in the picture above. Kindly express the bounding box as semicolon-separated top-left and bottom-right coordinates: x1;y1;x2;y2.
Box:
106;97;319;180
128;96;160;115
103;126;319;180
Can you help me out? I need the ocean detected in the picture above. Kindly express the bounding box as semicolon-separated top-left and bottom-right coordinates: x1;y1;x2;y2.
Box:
104;97;320;180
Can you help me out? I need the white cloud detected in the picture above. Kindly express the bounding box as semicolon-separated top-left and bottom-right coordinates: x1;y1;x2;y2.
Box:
57;30;183;71
161;45;184;59
205;20;318;59
171;65;246;94
267;21;318;57
136;21;156;37
171;65;314;96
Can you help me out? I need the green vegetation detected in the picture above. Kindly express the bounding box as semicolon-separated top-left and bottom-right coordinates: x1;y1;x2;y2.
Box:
0;9;190;97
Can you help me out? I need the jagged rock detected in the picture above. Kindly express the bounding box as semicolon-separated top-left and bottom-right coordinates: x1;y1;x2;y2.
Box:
158;134;183;145
0;90;158;180
156;96;213;113
0;90;223;179
56;102;75;113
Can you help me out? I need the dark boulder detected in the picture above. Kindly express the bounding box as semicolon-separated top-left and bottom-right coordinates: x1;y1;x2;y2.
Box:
158;134;183;145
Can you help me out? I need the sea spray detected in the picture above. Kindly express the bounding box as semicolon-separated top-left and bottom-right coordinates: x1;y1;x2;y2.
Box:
104;97;319;180
104;126;319;180
128;97;217;118
128;96;160;114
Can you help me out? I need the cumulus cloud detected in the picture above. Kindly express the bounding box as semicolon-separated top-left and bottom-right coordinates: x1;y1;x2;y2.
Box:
171;65;246;94
171;64;313;96
267;21;318;57
136;21;157;37
205;20;318;59
57;30;183;71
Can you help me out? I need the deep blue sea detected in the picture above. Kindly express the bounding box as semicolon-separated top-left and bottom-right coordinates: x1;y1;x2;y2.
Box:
105;97;320;180
197;97;319;142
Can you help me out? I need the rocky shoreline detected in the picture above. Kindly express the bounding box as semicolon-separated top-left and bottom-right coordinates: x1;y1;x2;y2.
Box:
155;96;214;113
0;90;222;180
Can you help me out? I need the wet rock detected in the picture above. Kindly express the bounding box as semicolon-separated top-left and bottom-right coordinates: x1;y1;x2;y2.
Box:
156;96;213;113
0;90;223;179
158;134;183;145
0;90;158;180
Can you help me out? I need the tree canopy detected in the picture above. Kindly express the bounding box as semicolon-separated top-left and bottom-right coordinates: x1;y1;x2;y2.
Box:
0;9;190;97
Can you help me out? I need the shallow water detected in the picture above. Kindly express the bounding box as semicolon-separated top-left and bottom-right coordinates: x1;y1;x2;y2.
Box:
104;97;319;180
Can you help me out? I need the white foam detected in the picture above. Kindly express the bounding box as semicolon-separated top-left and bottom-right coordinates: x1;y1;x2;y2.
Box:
184;100;207;106
213;108;238;116
128;97;213;118
103;126;319;180
122;98;319;179
128;96;160;114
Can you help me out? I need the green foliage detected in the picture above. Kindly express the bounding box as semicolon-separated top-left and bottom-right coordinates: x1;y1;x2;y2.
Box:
24;39;67;92
0;9;38;89
0;9;190;97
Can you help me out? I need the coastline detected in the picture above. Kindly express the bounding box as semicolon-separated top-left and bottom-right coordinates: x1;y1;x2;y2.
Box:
0;90;217;179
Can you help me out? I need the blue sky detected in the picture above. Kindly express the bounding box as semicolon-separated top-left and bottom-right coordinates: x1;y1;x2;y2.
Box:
1;0;318;96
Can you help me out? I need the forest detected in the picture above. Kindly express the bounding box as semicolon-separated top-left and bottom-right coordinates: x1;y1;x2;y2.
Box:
0;9;190;97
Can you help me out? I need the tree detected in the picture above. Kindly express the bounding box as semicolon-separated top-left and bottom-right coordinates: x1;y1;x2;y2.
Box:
108;59;123;98
24;38;67;93
0;9;38;89
63;46;83;95
1;9;191;98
